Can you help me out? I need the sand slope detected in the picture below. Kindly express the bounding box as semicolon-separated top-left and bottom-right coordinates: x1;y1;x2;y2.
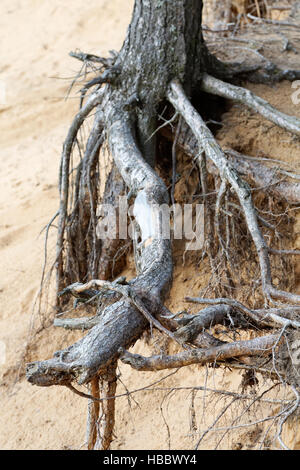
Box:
0;0;133;449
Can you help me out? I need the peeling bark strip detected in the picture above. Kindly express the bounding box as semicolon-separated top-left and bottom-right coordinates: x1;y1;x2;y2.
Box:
225;150;300;205
97;166;127;281
121;334;280;371
53;315;99;331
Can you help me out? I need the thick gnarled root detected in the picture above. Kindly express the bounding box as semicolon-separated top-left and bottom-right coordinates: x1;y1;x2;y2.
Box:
120;334;280;371
27;109;173;387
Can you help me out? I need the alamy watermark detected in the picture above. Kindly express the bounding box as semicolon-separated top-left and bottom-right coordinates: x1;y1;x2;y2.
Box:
96;196;204;251
291;80;300;105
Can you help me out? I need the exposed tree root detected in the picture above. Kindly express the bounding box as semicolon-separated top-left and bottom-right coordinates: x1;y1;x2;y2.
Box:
27;71;300;444
167;79;300;304
161;127;300;205
58;279;180;343
27;109;173;387
85;362;118;450
26;0;300;450
97;362;117;450
86;376;100;450
201;74;300;136
186;297;300;329
120;334;280;371
56;93;104;303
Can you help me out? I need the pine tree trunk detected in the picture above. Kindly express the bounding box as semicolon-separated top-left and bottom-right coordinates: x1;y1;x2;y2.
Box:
105;0;212;165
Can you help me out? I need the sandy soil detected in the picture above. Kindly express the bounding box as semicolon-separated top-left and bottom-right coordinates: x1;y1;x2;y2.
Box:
0;0;299;450
0;0;134;450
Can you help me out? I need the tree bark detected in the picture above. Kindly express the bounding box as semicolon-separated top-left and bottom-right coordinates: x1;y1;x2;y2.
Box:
107;0;215;167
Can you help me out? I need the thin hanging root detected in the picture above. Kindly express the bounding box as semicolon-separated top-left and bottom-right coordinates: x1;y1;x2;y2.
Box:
85;134;104;278
75;365;117;450
120;334;280;372
167;80;300;304
56;89;104;299
65;111;106;284
161;126;300;204
86;376;100;450
215;180;230;261
201;73;300;136
98;362;117;450
277;386;300;450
